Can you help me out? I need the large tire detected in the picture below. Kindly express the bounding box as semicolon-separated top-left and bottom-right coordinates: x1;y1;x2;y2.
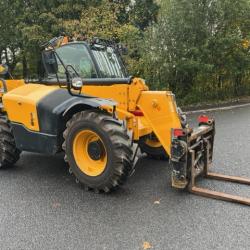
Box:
0;117;21;168
63;110;133;193
139;135;169;161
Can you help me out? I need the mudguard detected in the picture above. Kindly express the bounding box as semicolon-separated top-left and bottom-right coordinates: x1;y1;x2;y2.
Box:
36;88;116;135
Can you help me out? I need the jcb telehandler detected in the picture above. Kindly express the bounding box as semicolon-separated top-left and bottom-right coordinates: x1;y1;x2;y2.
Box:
1;37;250;205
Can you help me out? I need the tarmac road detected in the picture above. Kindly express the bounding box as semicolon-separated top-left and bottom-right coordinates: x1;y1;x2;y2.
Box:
0;106;250;250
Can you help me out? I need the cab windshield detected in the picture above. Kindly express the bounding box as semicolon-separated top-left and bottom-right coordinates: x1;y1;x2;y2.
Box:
55;43;127;79
56;44;98;79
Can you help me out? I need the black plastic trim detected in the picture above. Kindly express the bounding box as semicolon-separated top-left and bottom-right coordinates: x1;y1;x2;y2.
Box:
27;77;133;86
36;88;116;135
11;123;59;155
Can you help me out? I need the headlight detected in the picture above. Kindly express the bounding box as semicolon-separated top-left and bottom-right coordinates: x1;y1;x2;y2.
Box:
71;77;83;90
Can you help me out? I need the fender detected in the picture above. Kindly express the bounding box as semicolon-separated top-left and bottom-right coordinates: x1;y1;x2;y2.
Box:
62;98;117;120
37;88;116;135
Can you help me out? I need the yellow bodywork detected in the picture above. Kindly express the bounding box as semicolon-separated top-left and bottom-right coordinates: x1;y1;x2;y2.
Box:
2;78;182;155
83;78;182;154
3;84;58;131
0;79;25;112
0;65;6;74
0;79;25;96
138;91;181;155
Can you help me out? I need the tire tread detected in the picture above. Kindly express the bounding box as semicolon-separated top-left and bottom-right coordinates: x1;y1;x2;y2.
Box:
63;110;133;193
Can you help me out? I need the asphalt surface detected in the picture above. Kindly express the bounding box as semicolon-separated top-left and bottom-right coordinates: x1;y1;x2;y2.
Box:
1;106;250;250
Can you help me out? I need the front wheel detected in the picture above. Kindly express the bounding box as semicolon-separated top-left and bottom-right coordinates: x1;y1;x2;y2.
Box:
63;110;133;193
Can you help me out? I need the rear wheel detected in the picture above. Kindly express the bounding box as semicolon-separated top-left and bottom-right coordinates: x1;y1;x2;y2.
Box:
63;110;133;193
139;135;169;160
0;117;21;168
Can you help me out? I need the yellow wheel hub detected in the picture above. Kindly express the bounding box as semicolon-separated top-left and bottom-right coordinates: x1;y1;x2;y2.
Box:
73;130;107;177
145;138;162;148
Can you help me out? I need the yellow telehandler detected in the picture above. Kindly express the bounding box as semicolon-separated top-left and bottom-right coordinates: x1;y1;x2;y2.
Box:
0;37;250;205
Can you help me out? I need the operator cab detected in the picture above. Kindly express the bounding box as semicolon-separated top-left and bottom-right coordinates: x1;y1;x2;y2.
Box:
56;42;127;79
44;38;128;81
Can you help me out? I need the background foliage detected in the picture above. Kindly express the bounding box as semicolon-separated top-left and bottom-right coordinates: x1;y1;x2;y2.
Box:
0;0;249;105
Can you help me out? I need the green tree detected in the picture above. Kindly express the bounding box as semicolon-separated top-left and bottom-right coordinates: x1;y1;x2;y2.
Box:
129;0;159;30
0;0;22;73
0;0;159;78
141;0;250;104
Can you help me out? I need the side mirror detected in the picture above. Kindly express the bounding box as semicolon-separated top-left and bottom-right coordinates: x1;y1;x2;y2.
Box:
42;50;58;75
0;64;9;75
71;77;83;90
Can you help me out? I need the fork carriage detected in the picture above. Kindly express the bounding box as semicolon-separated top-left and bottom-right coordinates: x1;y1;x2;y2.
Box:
171;115;250;206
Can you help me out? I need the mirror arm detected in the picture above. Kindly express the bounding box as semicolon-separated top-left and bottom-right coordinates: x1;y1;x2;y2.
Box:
66;65;80;78
65;65;81;96
65;71;73;96
52;49;70;89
